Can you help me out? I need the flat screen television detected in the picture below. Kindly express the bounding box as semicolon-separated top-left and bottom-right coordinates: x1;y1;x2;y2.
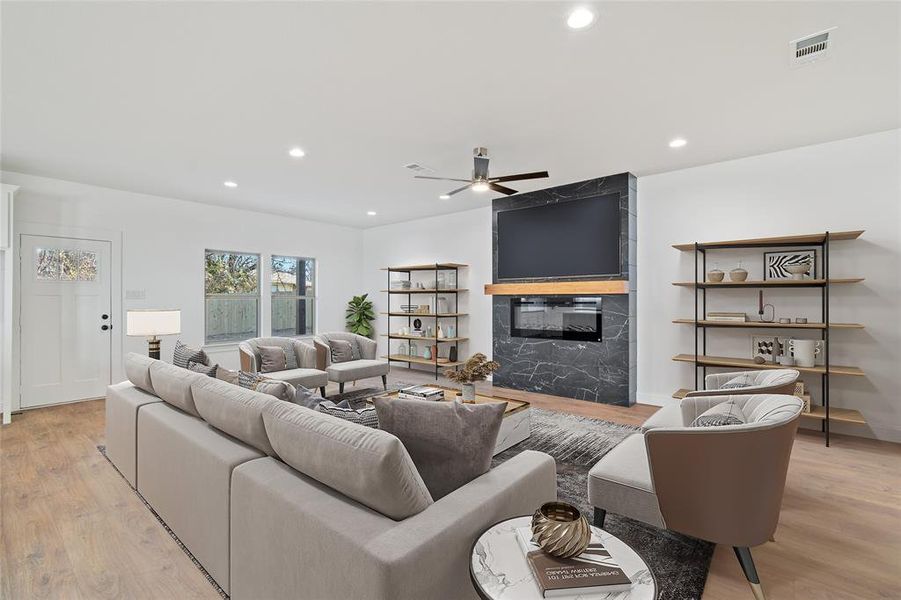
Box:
496;193;621;280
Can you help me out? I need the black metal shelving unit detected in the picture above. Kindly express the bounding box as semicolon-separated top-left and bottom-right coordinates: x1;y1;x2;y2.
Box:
382;263;467;380
676;231;865;447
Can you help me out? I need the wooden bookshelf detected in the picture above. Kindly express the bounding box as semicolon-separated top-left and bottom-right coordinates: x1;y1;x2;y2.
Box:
382;334;468;342
380;262;467;271
381;288;468;294
672;230;864;251
382;354;464;367
672;319;864;330
672;353;865;377
672;278;864;288
380;312;466;317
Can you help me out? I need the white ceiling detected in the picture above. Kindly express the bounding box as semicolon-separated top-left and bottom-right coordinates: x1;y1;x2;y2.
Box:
2;1;899;228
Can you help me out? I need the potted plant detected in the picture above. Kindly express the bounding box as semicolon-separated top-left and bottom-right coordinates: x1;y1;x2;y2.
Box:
345;294;375;338
444;353;499;402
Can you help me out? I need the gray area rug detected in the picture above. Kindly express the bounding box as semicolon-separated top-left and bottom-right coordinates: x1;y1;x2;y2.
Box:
493;409;713;600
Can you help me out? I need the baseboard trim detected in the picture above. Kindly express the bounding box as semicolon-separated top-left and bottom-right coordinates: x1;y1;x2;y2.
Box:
636;392;674;407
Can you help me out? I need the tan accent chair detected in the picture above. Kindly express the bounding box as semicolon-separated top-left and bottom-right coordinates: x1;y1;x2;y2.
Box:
314;332;389;394
238;336;328;395
588;394;803;600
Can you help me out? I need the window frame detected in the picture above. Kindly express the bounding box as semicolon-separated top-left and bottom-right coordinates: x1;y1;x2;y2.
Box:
203;249;262;346
270;255;317;338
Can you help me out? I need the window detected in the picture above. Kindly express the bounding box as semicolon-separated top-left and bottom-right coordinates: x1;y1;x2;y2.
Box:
205;250;260;344
271;256;315;337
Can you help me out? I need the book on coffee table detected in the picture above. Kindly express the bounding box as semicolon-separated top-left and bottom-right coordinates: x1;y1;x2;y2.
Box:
516;527;632;597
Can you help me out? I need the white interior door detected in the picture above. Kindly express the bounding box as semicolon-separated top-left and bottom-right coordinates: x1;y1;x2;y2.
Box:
20;235;112;408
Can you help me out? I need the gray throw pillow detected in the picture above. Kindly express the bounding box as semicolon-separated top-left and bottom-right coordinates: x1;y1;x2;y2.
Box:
187;361;217;377
216;366;239;385
329;340;354;364
318;400;379;428
294;385;326;409
174;340;209;369
691;401;747;427
258;345;288;373
256;379;296;402
374;397;506;499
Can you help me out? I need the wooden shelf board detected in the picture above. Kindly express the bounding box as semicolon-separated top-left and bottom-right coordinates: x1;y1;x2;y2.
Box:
381;312;466;317
382;263;467;271
383;334;468;342
484;280;628;296
671;354;865;377
672;389;866;424
672;230;864;251
672;278;864;288
383;355;463;367
672;319;864;330
381;288;468;294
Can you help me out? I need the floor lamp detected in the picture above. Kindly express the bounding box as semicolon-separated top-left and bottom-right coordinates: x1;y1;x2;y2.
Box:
126;309;181;359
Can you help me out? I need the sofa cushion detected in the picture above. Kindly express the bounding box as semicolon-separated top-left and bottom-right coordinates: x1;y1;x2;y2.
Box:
191;376;279;456
262;401;433;520
149;360;205;417
329;340;354;364
691;401;747;427
259;345;288;373
326;359;390;383
317;400;379;428
264;367;329;389
374;397;505;500
124;352;156;394
173;340;209;369
188;361;218;377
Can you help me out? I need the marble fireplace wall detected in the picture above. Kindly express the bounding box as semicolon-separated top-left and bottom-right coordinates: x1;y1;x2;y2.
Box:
491;173;637;406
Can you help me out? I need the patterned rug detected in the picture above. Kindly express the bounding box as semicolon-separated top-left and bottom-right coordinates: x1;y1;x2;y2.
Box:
493;409;713;600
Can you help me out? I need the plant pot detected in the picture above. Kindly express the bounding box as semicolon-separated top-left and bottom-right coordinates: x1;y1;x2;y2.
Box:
729;268;749;282
461;383;476;402
531;502;591;558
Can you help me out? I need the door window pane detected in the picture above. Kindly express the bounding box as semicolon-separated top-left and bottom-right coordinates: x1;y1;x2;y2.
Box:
35;248;60;280
35;248;97;281
271;256;316;337
205;251;260;343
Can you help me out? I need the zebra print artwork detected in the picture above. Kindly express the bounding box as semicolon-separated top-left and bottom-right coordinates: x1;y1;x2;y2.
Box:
764;249;817;280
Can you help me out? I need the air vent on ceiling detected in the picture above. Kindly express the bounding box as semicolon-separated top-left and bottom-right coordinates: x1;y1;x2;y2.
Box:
789;28;836;67
403;163;434;174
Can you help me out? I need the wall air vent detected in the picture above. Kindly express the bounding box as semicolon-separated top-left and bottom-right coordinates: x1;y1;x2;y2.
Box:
403;163;434;173
790;28;836;67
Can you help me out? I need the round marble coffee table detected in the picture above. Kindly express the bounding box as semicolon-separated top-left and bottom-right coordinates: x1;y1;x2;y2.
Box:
470;516;656;600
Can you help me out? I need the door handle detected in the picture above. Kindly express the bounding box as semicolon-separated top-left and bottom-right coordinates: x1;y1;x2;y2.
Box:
101;324;110;331
101;314;109;320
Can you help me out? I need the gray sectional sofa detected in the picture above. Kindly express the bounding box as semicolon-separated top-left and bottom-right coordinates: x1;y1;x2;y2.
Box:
105;353;556;599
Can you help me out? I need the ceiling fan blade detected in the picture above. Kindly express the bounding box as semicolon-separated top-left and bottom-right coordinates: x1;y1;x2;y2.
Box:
414;175;472;182
489;171;549;183
445;184;473;197
489;183;518;195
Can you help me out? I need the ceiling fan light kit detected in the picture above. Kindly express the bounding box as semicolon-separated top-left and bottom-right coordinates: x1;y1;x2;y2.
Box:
414;147;549;198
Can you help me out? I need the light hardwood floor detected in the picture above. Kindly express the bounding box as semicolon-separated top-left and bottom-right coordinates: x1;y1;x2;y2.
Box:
1;370;899;599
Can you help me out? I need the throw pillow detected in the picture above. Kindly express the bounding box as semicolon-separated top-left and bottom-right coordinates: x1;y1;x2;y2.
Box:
187;361;218;377
349;340;362;361
216;366;239;385
258;345;288;373
374;397;505;499
691;401;747;427
719;374;756;390
294;385;326;409
255;379;296;402
318;400;379;428
238;370;262;389
329;340;354;364
174;340;209;369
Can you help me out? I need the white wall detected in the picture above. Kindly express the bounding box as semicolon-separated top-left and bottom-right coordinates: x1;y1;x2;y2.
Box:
361;206;493;370
3;170;363;384
638;129;901;441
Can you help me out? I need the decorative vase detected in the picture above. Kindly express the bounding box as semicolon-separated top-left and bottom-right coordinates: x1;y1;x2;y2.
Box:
461;383;476;402
707;269;725;283
531;502;591;559
729;267;749;282
448;346;458;362
437;324;445;339
423;346;432;360
785;262;811;280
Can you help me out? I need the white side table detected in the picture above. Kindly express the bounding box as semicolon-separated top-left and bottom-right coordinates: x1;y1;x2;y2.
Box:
470;516;656;600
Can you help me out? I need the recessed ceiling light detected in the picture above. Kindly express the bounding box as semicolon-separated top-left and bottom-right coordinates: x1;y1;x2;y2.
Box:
669;138;687;148
439;194;451;200
367;211;377;216
471;181;490;192
566;7;596;30
223;181;238;188
288;147;305;158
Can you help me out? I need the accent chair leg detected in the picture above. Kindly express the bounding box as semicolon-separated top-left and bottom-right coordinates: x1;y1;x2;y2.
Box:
593;507;606;529
319;387;327;397
733;547;766;600
339;383;345;394
381;374;387;390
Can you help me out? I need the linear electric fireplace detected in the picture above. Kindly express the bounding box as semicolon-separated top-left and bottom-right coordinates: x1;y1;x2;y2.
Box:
510;296;603;342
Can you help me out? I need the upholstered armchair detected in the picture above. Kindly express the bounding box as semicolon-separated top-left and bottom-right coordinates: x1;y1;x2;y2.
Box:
238;337;328;395
683;369;800;397
588;394;803;600
314;332;389;394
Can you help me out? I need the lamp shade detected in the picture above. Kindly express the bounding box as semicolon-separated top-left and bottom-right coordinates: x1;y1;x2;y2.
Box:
126;309;181;337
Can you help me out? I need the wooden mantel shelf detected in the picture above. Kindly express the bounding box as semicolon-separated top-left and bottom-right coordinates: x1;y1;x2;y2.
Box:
484;280;629;295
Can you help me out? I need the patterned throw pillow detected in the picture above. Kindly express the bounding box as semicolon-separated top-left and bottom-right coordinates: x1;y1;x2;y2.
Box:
317;400;379;428
691;401;747;427
238;370;263;389
174;340;209;369
258;345;288;373
187;361;217;377
329;340;355;364
719;374;756;390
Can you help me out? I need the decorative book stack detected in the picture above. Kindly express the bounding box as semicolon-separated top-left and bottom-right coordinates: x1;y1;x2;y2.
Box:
706;311;747;322
516;527;632;597
397;385;444;401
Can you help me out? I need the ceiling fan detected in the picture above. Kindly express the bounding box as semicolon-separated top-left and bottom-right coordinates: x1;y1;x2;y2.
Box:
414;147;549;198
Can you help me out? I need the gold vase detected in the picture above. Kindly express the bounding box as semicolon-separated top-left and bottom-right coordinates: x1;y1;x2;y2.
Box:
530;501;591;559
